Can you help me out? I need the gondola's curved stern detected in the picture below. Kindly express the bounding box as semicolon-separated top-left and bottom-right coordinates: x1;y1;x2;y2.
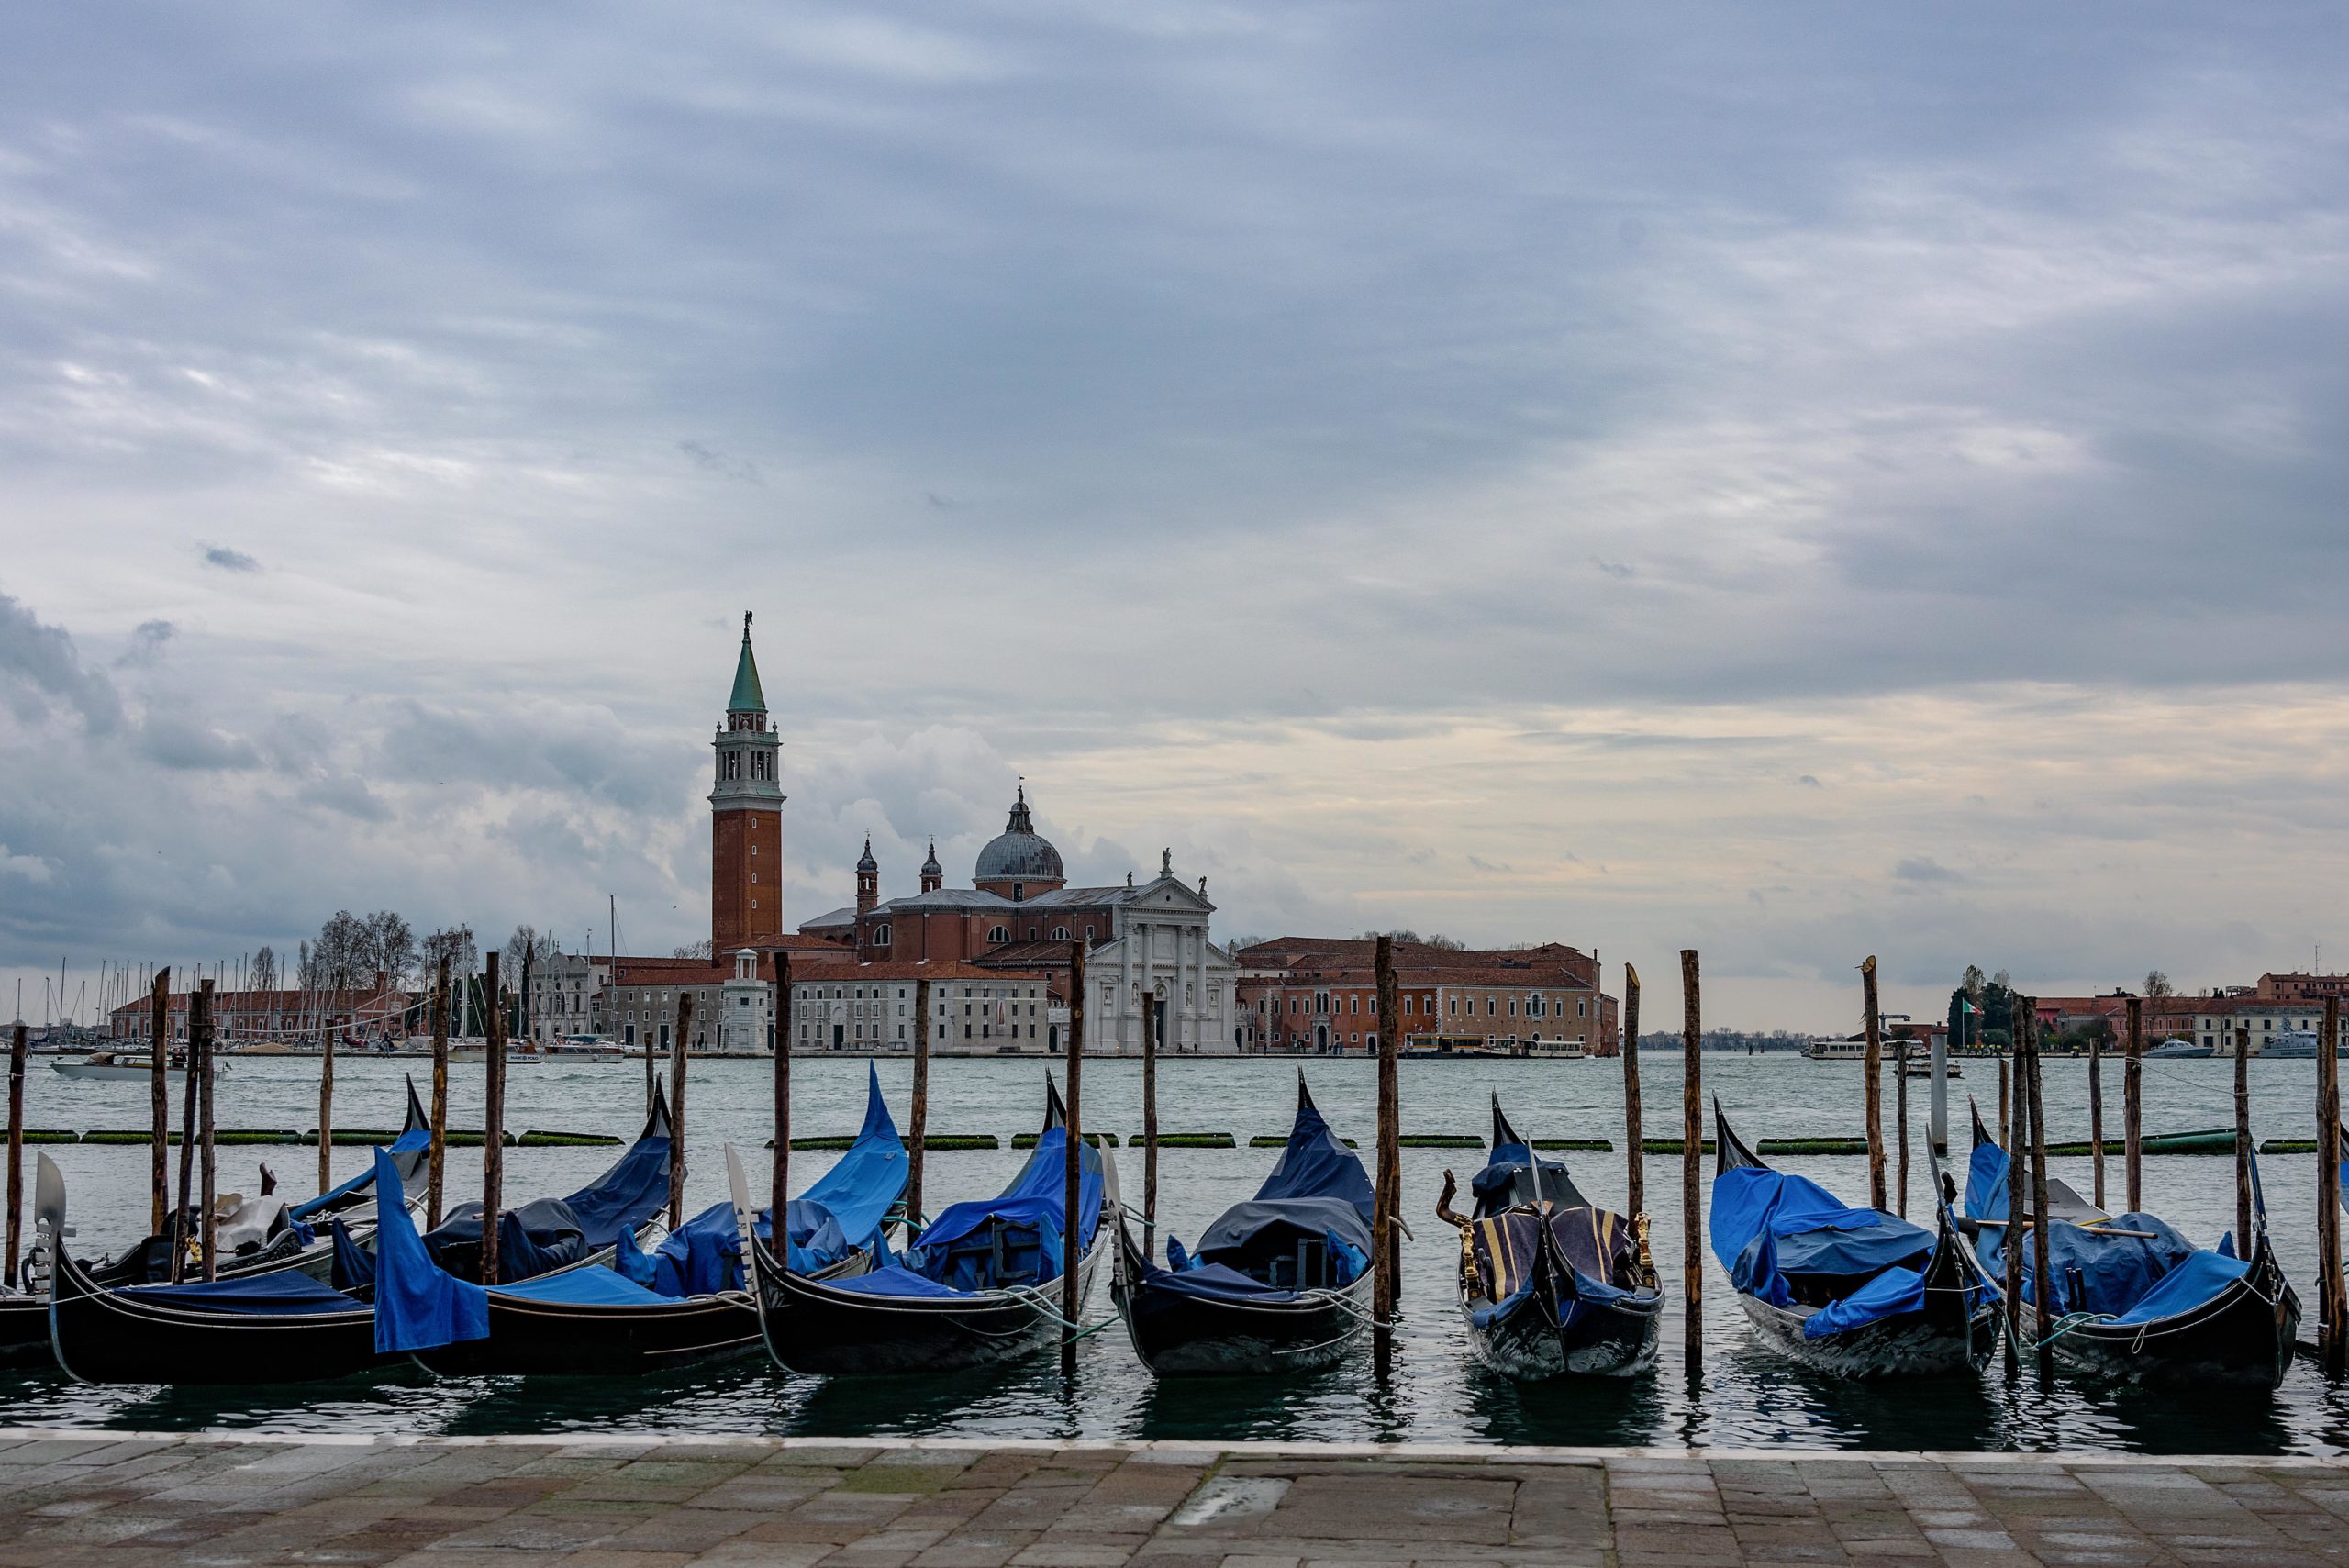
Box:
2053;1235;2299;1389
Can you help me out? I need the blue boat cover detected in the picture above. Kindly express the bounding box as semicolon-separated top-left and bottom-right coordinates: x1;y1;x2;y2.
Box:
120;1268;359;1316
898;1126;1103;1294
560;1118;673;1250
493;1263;673;1307
780;1064;907;1272
331;1218;375;1291
291;1124;431;1222
618;1201;744;1297
1964;1138;2212;1321
371;1148;490;1353
1802;1265;1925;1339
823;1263;970;1298
1709;1164;1933;1311
1151;1087;1373;1306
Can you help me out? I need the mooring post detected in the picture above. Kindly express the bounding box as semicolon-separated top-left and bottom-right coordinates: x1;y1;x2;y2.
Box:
1998;1054;2010;1151
1680;947;1702;1370
1896;1034;1911;1218
2321;993;2346;1377
149;966;170;1234
2002;996;2027;1371
1863;956;1885;1211
2088;1028;2105;1211
1061;940;1085;1374
317;981;337;1197
907;975;929;1228
2025;1009;2053;1362
4;1021;25;1291
2234;1024;2253;1261
481;952;505;1285
1141;982;1159;1262
196;979;217;1282
1373;934;1402;1372
2124;995;2144;1213
1621;964;1643;1221
644;961;657;1117
428;956;450;1229
669;993;692;1229
172;982;200;1284
772;952;792;1235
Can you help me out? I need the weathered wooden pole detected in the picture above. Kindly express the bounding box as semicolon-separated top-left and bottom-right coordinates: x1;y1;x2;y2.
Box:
2321;994;2345;1376
2124;995;2144;1213
480;951;505;1285
317;975;338;1195
2234;1024;2253;1260
5;1021;25;1291
1680;948;1702;1370
1863;956;1886;1211
148;967;170;1233
2087;1028;2105;1211
1373;934;1402;1370
1061;940;1086;1374
1620;964;1644;1220
907;975;929;1226
1896;1034;1912;1218
669;993;693;1228
1141;981;1159;1261
2025;1010;2053;1359
2002;996;2028;1371
196;979;217;1281
172;980;200;1284
428;956;451;1229
643;962;658;1116
772;953;792;1235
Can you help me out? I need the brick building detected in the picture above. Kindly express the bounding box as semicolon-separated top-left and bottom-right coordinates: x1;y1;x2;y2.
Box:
109;981;415;1049
1233;938;1616;1055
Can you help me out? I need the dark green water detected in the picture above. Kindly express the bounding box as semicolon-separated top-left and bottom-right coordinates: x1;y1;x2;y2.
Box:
6;1051;2344;1453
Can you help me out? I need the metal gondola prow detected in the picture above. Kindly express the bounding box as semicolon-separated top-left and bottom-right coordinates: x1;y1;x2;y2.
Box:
1491;1093;1527;1151
1712;1100;1765;1174
1043;1072;1065;1131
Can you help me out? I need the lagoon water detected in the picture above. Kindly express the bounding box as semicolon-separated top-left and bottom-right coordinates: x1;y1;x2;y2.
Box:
7;1049;2348;1454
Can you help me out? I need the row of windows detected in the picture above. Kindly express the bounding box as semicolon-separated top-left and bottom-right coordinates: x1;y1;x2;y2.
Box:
1256;991;1589;1019
717;751;774;782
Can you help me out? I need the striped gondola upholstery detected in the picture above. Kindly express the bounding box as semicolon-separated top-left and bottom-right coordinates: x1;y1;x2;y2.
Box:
1466;1207;1636;1302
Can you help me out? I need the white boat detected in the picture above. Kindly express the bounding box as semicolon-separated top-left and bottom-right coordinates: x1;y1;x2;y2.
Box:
1803;1038;1870;1061
50;1051;227;1083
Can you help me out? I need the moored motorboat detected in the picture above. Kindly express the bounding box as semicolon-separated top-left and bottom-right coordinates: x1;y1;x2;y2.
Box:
1710;1102;1996;1377
1113;1074;1374;1377
50;1050;227;1083
1962;1103;2296;1386
1443;1096;1661;1380
742;1074;1116;1375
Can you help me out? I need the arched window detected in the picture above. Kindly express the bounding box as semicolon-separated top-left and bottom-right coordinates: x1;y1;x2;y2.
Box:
988;925;1009;944
1052;926;1072;940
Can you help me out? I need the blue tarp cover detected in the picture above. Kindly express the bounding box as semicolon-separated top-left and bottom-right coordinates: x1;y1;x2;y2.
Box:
824;1263;968;1299
1710;1164;1932;1312
371;1147;490;1354
1150;1090;1372;1304
2110;1249;2249;1325
901;1125;1103;1293
121;1269;359;1316
618;1201;742;1297
1964;1139;2215;1321
290;1124;430;1222
785;1064;907;1271
1472;1143;1587;1215
560;1120;673;1250
493;1264;672;1307
1803;1265;1925;1339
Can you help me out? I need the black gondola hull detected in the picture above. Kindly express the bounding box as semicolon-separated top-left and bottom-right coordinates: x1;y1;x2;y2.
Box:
2044;1242;2299;1389
1113;1228;1368;1376
0;1298;51;1369
1465;1285;1662;1381
413;1291;762;1377
752;1233;1104;1376
47;1252;382;1385
1732;1222;1997;1379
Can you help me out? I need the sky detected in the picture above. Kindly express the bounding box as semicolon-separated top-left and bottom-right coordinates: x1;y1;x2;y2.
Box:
2;3;2346;1032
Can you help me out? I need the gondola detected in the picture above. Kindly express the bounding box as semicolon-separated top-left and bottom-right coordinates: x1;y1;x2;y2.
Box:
1962;1101;2296;1387
1112;1075;1374;1376
0;1075;434;1369
39;1093;676;1386
741;1074;1117;1375
408;1066;908;1377
1710;1101;1995;1377
1442;1095;1661;1380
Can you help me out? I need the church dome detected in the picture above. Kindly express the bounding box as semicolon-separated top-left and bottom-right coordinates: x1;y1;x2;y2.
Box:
975;788;1063;883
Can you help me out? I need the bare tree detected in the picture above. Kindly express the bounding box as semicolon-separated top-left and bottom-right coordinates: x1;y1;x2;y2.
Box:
672;939;714;961
421;925;477;973
250;946;278;992
505;924;551;973
2143;970;2175;998
362;910;417;987
312;910;367;995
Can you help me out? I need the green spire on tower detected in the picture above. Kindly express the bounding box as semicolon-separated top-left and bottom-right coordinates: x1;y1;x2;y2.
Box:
728;611;766;714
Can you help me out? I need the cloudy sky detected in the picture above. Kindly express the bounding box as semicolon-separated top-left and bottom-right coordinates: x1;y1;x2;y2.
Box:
2;4;2344;1031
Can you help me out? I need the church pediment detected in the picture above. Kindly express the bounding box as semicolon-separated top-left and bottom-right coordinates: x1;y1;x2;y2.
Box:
1132;875;1213;913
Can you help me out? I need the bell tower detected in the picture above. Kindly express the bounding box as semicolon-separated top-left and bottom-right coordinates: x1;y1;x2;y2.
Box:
711;613;785;952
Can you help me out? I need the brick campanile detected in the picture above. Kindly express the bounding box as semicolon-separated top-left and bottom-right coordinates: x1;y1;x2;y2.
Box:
710;612;785;951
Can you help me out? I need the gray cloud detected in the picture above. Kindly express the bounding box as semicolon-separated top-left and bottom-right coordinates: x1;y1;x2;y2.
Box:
200;545;262;573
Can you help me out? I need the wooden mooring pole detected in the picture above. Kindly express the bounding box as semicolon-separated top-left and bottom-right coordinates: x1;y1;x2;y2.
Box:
2002;995;2027;1372
1141;983;1159;1261
1621;964;1643;1222
480;952;505;1285
1373;935;1402;1371
196;979;217;1282
773;953;792;1234
669;994;692;1228
148;967;169;1234
2025;1006;2053;1362
1862;956;1885;1211
5;1021;25;1291
2234;1024;2253;1260
1680;948;1702;1370
907;975;928;1227
2124;995;2144;1213
317;983;337;1196
1896;1035;1912;1218
2321;993;2346;1377
1061;940;1086;1375
428;957;450;1229
644;962;657;1117
172;980;200;1284
1998;1055;2010;1151
2088;1029;2105;1211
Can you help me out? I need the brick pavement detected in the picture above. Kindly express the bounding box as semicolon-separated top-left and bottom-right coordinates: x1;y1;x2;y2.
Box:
3;1430;2348;1568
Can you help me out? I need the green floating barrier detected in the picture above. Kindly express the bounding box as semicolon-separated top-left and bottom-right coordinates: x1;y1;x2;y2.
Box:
1759;1137;1869;1156
1130;1132;1234;1149
20;1129;77;1144
2263;1138;2316;1153
82;1130;165;1145
217;1129;302;1145
789;1135;856;1151
1530;1138;1612;1151
766;1133;1000;1151
439;1130;510;1147
1397;1134;1483;1149
1011;1131;1121;1149
517;1130;621;1148
1250;1136;1361;1148
325;1129;400;1146
1639;1139;1718;1154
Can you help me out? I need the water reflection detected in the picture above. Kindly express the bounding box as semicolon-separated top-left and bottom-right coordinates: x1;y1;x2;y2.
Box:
1463;1363;1662;1449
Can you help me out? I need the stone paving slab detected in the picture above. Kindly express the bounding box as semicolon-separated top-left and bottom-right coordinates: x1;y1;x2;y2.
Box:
4;1431;2349;1568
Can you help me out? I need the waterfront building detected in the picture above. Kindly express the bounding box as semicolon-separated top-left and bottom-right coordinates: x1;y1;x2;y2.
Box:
1233;938;1615;1055
786;960;1060;1052
108;980;413;1048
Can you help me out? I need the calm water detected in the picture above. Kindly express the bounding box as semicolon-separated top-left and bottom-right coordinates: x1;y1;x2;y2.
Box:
6;1049;2347;1454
